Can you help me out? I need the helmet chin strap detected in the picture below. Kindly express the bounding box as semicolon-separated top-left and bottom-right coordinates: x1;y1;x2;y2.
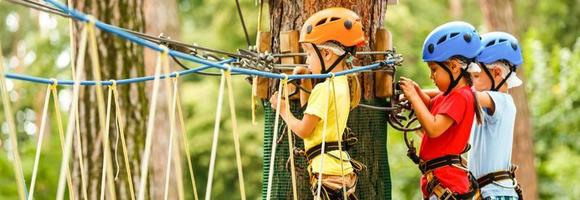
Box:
436;62;465;96
480;62;516;91
312;44;349;74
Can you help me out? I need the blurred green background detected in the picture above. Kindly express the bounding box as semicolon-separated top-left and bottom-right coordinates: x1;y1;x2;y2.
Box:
1;0;579;199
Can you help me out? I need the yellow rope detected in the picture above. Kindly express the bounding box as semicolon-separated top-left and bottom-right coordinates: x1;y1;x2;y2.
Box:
65;3;89;198
251;76;257;125
0;38;26;200
170;74;186;200
86;16;117;200
204;70;227;200
316;73;334;199
57;24;88;200
161;53;178;200
110;80;136;200
27;85;51;200
225;65;247;200
282;75;298;200
175;77;199;200
137;45;168;200
265;75;284;200
50;80;76;200
329;77;348;200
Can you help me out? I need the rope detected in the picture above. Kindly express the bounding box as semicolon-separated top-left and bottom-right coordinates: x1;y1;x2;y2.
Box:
265;75;285;200
137;45;169;200
316;73;335;199
175;79;200;200
234;0;251;46
204;70;227;200
50;80;76;200
162;44;179;200
66;0;89;198
225;65;247;200
27;86;51;200
0;38;27;200
57;25;87;200
110;80;137;200
329;77;347;200
85;16;117;200
170;74;186;200
282;75;298;200
251;76;257;125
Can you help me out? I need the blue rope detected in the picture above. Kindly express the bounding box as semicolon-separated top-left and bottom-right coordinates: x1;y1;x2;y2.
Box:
6;59;234;86
40;0;393;80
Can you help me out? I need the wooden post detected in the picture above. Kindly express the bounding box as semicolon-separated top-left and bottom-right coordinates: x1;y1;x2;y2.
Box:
374;28;394;98
255;31;271;100
279;30;301;100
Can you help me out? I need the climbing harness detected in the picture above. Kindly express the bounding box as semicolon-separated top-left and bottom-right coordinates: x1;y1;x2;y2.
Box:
476;165;523;199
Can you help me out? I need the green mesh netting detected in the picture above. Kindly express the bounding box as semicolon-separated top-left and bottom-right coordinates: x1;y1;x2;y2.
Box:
262;99;391;200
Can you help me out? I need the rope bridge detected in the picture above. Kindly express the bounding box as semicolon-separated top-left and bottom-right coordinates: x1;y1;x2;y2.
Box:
0;0;404;199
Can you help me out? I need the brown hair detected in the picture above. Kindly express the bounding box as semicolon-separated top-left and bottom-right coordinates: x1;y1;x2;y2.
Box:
447;58;483;124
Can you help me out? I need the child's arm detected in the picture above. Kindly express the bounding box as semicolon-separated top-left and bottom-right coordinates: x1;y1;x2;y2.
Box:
476;91;495;114
270;91;318;139
292;67;312;107
399;78;454;138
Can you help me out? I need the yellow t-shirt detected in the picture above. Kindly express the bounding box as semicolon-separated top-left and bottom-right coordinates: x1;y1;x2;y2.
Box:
303;76;353;175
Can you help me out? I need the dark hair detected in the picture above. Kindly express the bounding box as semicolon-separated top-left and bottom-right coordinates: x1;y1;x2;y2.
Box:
460;61;483;124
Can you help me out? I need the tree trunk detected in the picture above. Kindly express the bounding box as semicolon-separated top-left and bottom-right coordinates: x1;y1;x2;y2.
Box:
143;0;182;199
72;0;148;199
479;1;538;200
266;1;391;199
449;0;463;19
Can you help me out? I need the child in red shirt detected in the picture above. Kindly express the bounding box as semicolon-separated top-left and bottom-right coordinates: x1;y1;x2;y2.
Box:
399;21;483;199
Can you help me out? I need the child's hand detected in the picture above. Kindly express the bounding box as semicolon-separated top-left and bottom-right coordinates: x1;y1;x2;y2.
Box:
292;66;310;75
399;77;419;101
269;91;287;112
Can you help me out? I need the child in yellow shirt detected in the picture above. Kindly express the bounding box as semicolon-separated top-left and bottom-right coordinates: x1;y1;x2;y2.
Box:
269;7;364;200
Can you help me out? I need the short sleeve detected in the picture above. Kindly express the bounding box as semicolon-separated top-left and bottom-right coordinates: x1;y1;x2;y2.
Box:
435;92;468;124
304;84;330;120
487;91;507;119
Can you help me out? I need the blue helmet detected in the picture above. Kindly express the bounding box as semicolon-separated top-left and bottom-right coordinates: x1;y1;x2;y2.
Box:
422;21;481;62
477;32;523;66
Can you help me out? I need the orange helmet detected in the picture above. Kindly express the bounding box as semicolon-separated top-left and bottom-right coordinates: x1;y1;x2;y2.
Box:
299;7;365;47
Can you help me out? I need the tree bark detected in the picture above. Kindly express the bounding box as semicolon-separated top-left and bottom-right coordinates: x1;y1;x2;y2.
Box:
479;1;538;200
71;0;148;199
267;1;391;199
143;0;182;199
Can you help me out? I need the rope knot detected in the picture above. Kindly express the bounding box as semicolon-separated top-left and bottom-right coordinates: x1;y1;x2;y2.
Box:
86;15;97;25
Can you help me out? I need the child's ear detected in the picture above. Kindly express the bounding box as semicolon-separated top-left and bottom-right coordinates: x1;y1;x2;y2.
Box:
492;67;503;78
322;49;334;61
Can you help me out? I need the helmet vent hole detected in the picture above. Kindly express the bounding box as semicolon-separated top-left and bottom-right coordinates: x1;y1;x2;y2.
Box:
306;25;313;34
316;19;327;26
463;33;472;42
486;41;495;47
344;20;352;29
330;17;340;22
450;32;459;38
428;44;435;53
437;36;447;44
499;39;507;43
511;42;518;50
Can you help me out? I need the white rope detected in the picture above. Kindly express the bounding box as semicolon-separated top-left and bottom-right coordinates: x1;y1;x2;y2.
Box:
137;45;169;200
0;34;27;200
27;86;51;200
57;25;87;200
265;75;285;200
225;66;247;200
162;53;179;200
329;77;348;200
282;75;298;200
204;69;227;200
316;73;334;199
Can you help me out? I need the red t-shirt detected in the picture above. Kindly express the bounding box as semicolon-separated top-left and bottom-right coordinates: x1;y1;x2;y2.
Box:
419;86;475;196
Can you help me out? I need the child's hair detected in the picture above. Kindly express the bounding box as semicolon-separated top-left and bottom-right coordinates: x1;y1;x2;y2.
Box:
318;41;361;110
446;57;483;124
